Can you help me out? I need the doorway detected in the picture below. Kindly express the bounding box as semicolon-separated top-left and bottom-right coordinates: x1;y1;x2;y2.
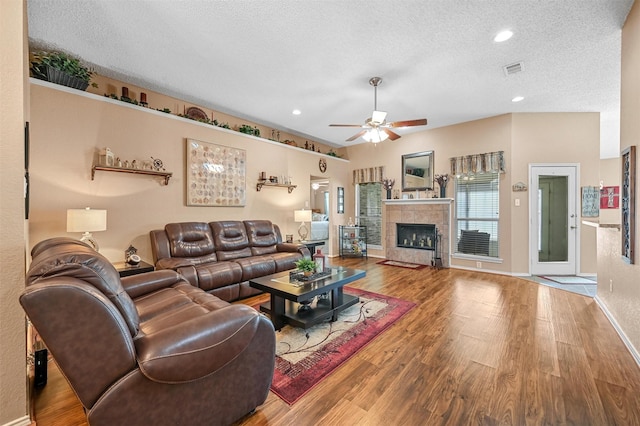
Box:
309;176;330;243
529;164;579;275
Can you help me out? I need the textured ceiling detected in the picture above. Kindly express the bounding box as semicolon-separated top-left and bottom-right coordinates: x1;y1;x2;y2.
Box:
27;0;634;158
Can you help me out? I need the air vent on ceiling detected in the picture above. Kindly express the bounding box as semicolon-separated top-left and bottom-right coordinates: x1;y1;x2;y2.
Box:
503;61;524;76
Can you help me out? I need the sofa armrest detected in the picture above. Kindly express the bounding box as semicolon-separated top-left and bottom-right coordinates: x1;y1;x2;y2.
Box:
156;257;198;270
121;270;186;298
134;305;271;383
277;243;310;257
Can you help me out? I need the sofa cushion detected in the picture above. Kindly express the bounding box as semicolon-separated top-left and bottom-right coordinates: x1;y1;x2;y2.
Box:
210;221;252;260
27;237;140;336
193;261;243;292
244;220;278;255
165;222;217;261
234;256;277;281
270;252;303;272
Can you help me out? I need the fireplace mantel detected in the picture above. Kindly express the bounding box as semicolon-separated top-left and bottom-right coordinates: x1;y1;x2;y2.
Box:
383;198;453;206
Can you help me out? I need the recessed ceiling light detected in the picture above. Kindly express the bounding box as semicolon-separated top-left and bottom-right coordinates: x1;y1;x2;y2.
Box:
494;30;513;42
512;96;524;103
292;109;301;115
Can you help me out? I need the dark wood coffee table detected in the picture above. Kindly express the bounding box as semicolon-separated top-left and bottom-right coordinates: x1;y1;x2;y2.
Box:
249;267;365;330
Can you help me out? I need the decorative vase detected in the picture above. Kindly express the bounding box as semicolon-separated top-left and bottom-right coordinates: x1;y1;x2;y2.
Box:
440;186;447;198
386;189;392;199
46;66;89;91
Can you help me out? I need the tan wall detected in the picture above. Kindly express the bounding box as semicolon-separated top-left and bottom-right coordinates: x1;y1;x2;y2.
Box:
511;113;600;274
597;0;640;358
29;82;353;262
347;112;600;275
599;157;621;225
346;114;512;265
0;0;28;424
85;74;346;159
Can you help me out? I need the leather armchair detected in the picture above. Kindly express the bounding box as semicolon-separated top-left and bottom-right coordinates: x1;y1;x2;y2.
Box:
21;237;275;426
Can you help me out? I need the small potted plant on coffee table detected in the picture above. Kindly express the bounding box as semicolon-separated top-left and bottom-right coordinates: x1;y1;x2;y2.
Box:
295;258;317;277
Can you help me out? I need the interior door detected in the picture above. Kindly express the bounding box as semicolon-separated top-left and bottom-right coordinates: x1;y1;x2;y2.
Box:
529;165;578;275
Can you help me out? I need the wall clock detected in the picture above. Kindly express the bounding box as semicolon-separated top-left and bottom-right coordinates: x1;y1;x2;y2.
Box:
319;158;327;173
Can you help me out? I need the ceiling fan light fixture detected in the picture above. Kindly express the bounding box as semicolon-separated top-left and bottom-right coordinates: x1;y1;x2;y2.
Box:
371;110;387;124
362;128;389;143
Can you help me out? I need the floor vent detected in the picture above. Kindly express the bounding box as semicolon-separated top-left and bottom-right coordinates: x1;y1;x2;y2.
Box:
503;61;524;76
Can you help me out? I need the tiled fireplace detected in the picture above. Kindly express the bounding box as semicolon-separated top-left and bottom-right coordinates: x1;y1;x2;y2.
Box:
383;199;452;267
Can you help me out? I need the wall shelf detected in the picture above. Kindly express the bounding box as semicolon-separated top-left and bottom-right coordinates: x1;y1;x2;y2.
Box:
92;165;173;185
256;180;296;193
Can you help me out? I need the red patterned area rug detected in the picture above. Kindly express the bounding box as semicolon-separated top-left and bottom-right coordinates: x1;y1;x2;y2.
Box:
266;287;415;405
377;259;428;270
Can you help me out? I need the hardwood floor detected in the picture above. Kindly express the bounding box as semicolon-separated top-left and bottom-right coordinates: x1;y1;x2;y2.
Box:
33;257;640;425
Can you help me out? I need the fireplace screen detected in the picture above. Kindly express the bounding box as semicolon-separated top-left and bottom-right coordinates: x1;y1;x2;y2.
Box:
396;223;436;250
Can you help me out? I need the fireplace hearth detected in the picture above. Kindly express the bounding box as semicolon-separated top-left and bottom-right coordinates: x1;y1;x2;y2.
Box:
396;223;437;250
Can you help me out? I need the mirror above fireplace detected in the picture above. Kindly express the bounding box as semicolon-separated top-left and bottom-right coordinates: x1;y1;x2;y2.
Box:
402;151;434;191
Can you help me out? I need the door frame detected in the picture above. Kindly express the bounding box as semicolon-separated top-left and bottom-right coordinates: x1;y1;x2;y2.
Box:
528;163;581;275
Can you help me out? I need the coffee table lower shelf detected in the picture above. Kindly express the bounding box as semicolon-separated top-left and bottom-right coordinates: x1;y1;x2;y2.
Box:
259;293;359;329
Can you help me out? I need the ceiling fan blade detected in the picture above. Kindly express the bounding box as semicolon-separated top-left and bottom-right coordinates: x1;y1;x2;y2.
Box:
382;129;401;141
329;124;366;127
346;130;367;141
388;118;428;128
371;110;387;124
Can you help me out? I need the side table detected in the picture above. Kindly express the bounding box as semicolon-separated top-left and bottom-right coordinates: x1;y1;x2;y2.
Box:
298;240;325;256
113;260;154;277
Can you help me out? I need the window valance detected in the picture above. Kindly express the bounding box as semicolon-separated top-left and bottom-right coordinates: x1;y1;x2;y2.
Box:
450;151;505;176
353;166;384;184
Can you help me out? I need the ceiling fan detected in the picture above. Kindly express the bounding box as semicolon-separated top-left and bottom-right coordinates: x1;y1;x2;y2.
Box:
330;77;428;143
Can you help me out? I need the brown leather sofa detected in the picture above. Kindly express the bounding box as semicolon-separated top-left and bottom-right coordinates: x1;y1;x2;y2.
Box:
21;237;276;426
150;220;310;302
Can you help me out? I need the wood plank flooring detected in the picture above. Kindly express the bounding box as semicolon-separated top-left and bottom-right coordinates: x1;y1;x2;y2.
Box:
33;257;640;425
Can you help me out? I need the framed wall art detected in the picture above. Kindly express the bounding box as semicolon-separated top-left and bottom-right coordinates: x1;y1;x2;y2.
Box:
186;138;246;207
621;145;636;264
581;186;600;217
337;187;344;214
600;186;620;209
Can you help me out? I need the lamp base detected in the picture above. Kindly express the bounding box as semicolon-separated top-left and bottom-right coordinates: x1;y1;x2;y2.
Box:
80;232;99;251
297;222;309;241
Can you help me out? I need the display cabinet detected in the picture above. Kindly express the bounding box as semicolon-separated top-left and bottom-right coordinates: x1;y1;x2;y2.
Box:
339;225;367;258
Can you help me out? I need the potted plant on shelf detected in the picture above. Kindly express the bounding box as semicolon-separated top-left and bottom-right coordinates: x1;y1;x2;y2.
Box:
295;258;317;276
30;51;96;91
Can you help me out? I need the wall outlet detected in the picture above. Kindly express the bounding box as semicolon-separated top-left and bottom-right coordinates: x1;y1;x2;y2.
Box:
476;261;482;269
610;279;613;292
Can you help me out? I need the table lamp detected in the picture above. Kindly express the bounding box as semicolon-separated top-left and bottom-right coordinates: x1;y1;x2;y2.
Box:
294;209;312;241
67;207;107;251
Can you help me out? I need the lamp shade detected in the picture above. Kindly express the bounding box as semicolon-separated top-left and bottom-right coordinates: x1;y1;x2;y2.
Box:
294;209;312;223
67;208;107;232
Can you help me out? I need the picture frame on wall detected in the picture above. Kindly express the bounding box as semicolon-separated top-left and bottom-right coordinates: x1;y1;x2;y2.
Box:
581;186;599;217
337;187;344;214
621;145;636;264
186;138;246;207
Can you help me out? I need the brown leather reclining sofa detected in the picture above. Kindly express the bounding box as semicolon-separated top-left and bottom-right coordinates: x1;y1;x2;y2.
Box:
20;237;276;426
150;220;310;302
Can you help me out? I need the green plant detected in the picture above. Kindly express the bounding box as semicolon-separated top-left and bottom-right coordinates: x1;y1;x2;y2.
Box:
294;258;316;272
31;51;96;85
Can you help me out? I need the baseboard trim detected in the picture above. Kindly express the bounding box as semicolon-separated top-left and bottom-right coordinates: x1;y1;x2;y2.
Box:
2;415;31;426
594;295;640;369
